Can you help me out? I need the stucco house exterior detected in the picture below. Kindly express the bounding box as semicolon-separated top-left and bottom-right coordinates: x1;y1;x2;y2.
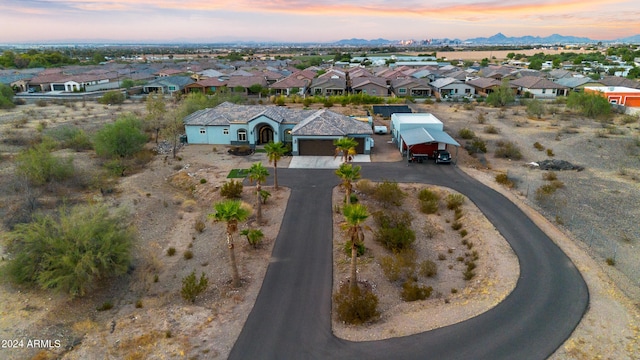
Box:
429;77;476;99
509;76;568;98
143;76;194;94
584;86;640;107
183;102;373;155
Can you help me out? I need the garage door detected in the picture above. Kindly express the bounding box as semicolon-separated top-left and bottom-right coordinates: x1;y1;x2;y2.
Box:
298;140;335;156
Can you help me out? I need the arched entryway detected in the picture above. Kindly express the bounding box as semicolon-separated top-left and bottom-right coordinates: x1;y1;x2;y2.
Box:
258;125;274;144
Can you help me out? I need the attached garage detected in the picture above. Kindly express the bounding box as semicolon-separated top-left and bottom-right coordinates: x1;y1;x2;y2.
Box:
298;138;366;155
298;139;335;155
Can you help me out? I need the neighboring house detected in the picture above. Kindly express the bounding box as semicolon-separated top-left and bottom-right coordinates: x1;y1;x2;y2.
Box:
28;72;69;92
143;76;194;94
225;75;268;95
599;76;640;90
465;77;504;95
184;77;228;94
584;86;640;107
390;113;460;158
309;77;346;96
351;77;389;97
509;76;568;98
429;77;476;98
183;102;373;155
269;70;315;96
156;68;185;77
390;78;432;97
553;77;603;93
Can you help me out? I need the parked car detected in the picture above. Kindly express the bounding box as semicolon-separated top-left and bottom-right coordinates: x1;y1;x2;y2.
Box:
433;150;451;164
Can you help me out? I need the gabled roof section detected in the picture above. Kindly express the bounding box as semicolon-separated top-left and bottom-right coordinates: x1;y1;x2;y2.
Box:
430;77;462;88
600;76;640;89
510;76;567;89
401;127;460;147
146;75;195;88
352;76;388;89
466;77;502;89
554;77;600;88
291;110;373;136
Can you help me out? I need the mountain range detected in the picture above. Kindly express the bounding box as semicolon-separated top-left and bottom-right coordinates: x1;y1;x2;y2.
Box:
333;33;640;46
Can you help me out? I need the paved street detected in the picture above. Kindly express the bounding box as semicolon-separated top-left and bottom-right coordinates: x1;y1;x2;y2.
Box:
229;162;588;360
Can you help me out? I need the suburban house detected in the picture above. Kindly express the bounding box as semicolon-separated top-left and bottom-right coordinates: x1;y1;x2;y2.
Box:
183;102;373;155
553;77;603;93
584;86;640;107
465;77;504;95
351;77;389;97
225;75;268;95
390;78;432;97
269;70;316;96
309;77;346;96
143;76;194;94
184;77;228;94
390;113;460;158
429;77;476;99
509;76;568;98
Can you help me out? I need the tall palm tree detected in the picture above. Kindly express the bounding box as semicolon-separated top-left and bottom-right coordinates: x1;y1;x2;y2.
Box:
264;141;287;190
342;203;369;294
335;163;361;205
333;137;358;163
248;162;269;224
209;200;251;288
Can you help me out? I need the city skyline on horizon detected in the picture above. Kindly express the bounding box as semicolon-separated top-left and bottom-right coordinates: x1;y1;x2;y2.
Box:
1;0;639;44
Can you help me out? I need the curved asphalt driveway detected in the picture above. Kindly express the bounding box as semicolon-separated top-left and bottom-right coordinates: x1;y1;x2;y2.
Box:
229;162;589;360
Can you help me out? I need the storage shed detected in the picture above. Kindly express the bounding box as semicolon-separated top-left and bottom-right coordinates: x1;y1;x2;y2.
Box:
391;113;459;159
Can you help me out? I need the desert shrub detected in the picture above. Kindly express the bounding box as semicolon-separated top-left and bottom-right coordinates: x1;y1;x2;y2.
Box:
484;125;500;134
477;113;486;124
546;149;555;157
5;204;133;297
445;193;465;210
94;114;147;158
495;140;523;160
183;250;193;260
96;301;114;311
0;83;16;109
533;142;545;151
542;171;557;181
181;271;208;303
437;253;447;260
525;99;546;118
220;180;243;198
98;90;125;105
606;257;616;266
466;137;487;154
240;228;264;249
15;140;74;186
355;179;375;195
454;208;464;220
495;173;515;188
463;268;475;280
200;178;207;184
373;211;415;251
459;229;468;237
379;250;416;282
166;247;176;256
418;188;440;214
194;219;206;233
401;280;433;301
46;126;93;151
419;260;437;278
135;299;143;308
621;114;638;124
423;219;441;239
333;283;380;325
372;180;406;208
451;221;463;231
458;128;475;139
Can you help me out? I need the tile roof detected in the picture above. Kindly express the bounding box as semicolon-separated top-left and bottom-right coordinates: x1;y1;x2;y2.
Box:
510;76;567;89
291;109;373;136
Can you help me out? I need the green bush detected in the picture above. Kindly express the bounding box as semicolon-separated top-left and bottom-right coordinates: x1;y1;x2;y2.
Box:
418;188;440;214
46;126;93;151
495;173;515;188
240;228;264;249
459;229;468;238
183;250;193;260
220;180;243;198
94;114;148;158
167;247;176;256
15;140;74;186
372;180;406;208
542;171;557;181
458;128;475;139
0;83;16;109
181;271;208;303
333;283;380;325
445;193;465;210
495;140;523;160
401;280;433;301
5;204;133;297
419;260;437;278
466;137;487;154
533;142;545;151
355;179;375;195
484;125;500;134
451;221;463;231
98;90;125;105
373;211;415;251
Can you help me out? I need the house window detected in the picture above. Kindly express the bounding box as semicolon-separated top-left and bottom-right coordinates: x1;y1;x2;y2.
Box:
223;128;229;135
237;129;247;142
398;88;407;94
284;129;292;142
199;128;206;134
371;89;376;94
169;86;176;91
465;89;471;94
542;89;546;94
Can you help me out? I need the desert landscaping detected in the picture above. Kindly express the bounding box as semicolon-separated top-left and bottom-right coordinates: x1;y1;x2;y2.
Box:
0;97;639;360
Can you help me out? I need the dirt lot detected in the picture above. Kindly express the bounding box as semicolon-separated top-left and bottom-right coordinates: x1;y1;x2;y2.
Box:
0;99;639;359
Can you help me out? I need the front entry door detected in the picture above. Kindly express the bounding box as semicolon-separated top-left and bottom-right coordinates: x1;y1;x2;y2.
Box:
259;127;274;144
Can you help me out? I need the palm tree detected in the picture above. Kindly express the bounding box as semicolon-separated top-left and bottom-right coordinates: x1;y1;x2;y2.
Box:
333;137;358;163
264;141;287;190
209;200;251;288
335;163;361;205
342;203;369;294
248;162;269;224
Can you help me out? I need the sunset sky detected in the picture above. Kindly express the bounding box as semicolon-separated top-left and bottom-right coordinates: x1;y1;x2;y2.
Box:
1;0;639;43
